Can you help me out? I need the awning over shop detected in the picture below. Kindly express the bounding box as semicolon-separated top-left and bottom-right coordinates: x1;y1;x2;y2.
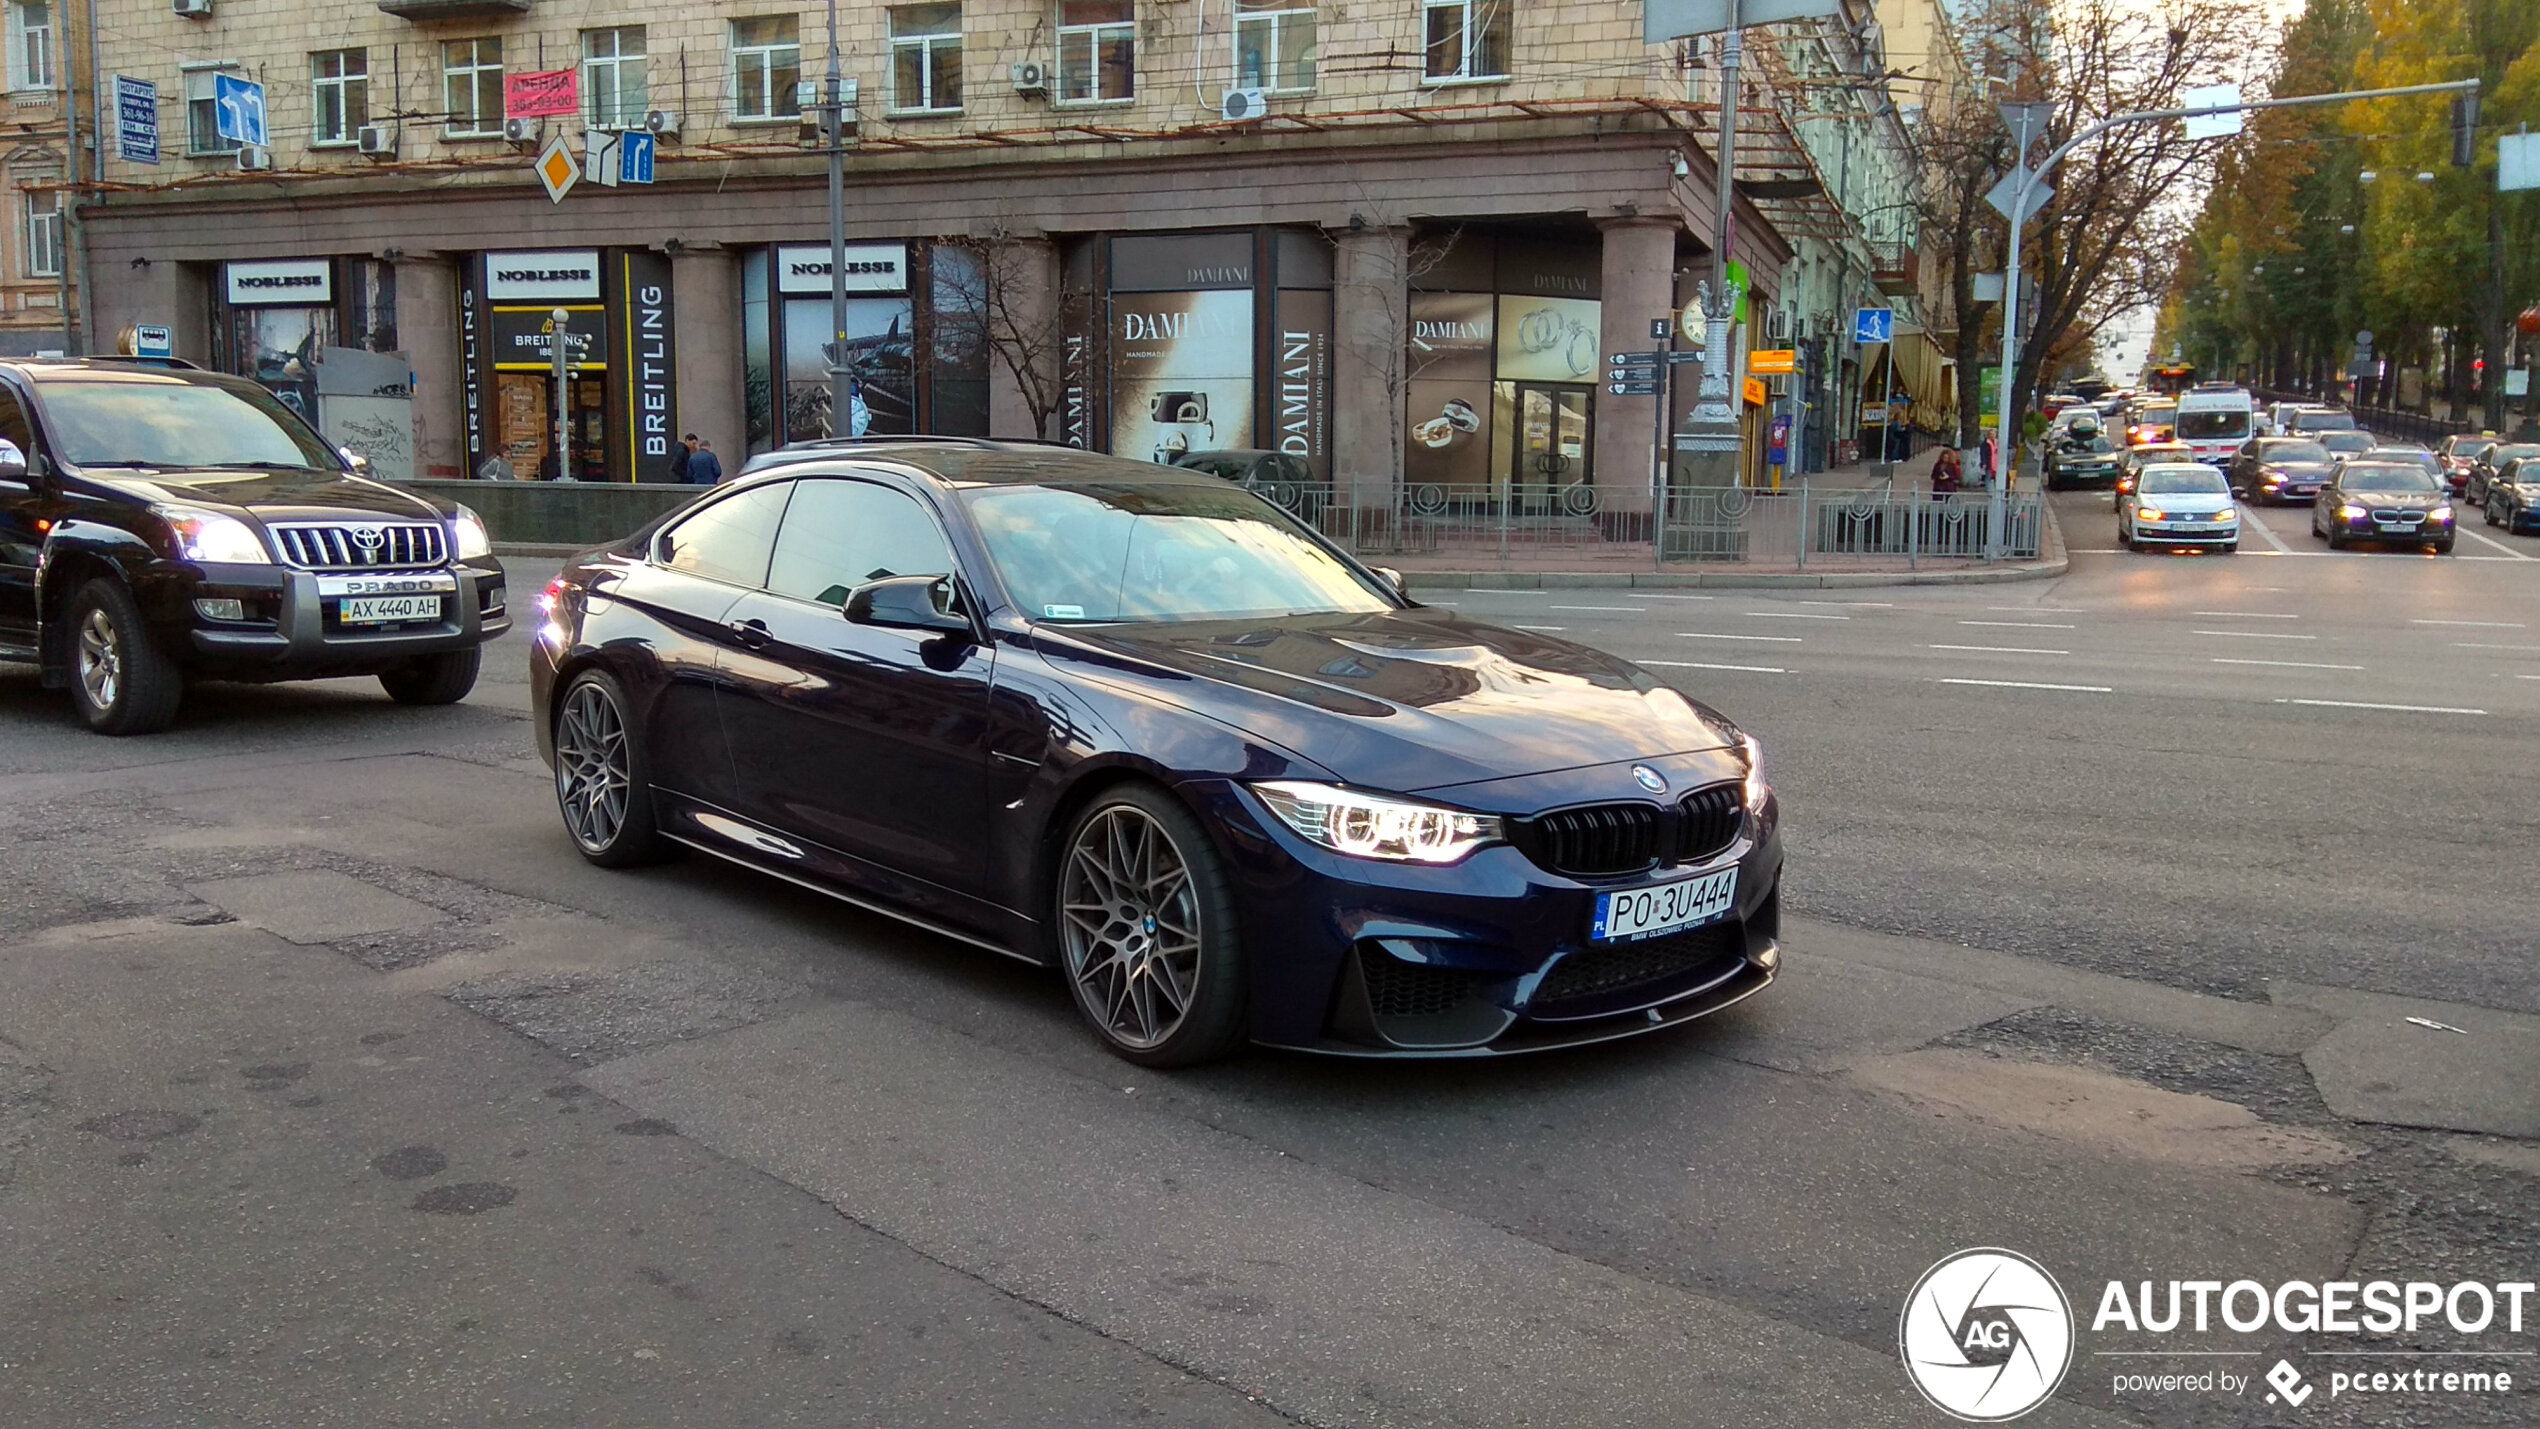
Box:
1859;326;1958;435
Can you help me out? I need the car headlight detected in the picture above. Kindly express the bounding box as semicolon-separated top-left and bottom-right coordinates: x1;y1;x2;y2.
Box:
1252;781;1502;864
2136;507;2166;521
1740;734;1768;813
2339;503;2368;520
158;505;270;564
2215;508;2239;522
450;504;493;560
2431;505;2454;523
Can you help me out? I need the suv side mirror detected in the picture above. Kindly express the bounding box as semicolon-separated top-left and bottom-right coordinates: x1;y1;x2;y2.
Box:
1369;565;1407;595
339;446;372;475
845;574;971;636
0;439;24;480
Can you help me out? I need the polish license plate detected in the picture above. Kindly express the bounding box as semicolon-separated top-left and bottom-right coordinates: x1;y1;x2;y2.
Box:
1591;867;1738;944
339;595;442;625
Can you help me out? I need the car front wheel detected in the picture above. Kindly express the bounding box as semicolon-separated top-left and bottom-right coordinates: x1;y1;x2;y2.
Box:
1055;784;1246;1068
68;577;184;735
379;647;481;705
551;669;665;867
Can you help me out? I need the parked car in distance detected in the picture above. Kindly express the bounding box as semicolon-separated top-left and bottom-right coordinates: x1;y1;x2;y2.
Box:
1169;449;1321;524
2466;442;2540;506
2483;456;2540;534
2043;424;2123;490
530;439;1782;1065
0;359;506;734
2229;437;2336;504
2312;460;2454;554
2118;463;2240;552
2437;433;2496;494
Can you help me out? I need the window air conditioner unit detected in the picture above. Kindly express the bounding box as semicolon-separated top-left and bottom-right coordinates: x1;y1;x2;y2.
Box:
643;110;680;139
171;0;211;16
1011;61;1049;95
235;144;273;172
1767;307;1791;342
355;125;396;156
1220;87;1268;123
502;117;542;145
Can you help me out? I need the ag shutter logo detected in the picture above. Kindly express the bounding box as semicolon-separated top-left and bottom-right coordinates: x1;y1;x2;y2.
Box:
1901;1248;2075;1421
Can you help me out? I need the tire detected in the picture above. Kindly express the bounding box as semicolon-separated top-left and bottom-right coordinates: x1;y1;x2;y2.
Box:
2486;498;2502;527
2432;539;2455;556
379;646;481;705
2220;542;2239;554
67;577;184;736
550;669;665;868
1053;783;1247;1068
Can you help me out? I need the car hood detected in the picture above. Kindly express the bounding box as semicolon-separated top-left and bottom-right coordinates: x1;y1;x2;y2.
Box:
2262;461;2330;477
1036;607;1740;793
82;466;448;521
2342;489;2442;505
2139;493;2234;513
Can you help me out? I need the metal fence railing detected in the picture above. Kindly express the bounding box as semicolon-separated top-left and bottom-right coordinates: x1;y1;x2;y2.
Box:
1253;480;2046;571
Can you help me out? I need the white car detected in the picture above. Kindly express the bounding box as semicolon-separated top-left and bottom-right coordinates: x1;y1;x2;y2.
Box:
2118;463;2241;552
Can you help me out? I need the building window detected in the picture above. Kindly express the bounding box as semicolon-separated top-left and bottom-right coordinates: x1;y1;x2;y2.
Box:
731;16;802;122
583;27;647;129
6;0;50;93
185;66;244;155
1234;0;1314;93
311;49;369;146
22;191;58;278
443;37;505;138
1057;0;1133;104
1422;0;1508;83
888;4;962;114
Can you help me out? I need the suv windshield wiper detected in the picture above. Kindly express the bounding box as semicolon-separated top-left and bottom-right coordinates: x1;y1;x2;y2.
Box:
196;460;323;471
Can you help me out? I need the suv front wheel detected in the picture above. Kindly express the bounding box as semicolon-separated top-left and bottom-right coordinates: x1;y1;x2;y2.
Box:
380;647;481;705
68;577;184;735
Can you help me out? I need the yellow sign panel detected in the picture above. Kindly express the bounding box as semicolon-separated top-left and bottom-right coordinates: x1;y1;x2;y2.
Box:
1742;377;1767;407
1749;348;1797;375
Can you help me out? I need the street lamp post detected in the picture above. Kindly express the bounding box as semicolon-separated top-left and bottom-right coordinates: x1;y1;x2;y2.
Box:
550;306;570;480
823;0;850;437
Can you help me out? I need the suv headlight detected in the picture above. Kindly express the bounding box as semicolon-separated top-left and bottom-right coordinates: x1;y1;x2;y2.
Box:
159;505;270;564
1252;781;1502;864
450;504;493;559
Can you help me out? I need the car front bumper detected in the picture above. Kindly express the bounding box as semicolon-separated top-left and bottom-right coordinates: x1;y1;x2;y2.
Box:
175;559;509;671
1186;775;1783;1057
2133;520;2238;545
2339;518;2450;544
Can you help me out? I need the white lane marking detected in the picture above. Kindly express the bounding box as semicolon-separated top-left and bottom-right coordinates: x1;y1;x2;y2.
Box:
1745;610;1852;620
2238;512;2295;554
1633;593;1719;601
2412;619;2527;628
1678;631;1804;643
1927;644;2071;655
1463;588;1546;595
1637;659;1788;674
2276;698;2487;716
2193;610;2300;619
2211;657;2364;671
1938;678;2112;693
2517;675;2540;681
2068;548;2128;554
2455;525;2536;559
1958;620;2077;629
2194;629;2318;640
1549;605;1648;613
1803;600;1894;607
2455;642;2540;652
1512;624;1566;631
1988;605;2086;613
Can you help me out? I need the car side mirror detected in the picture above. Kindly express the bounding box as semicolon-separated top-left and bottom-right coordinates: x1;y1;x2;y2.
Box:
845;574;971;636
1369;565;1407;596
339;446;371;475
0;439;24;480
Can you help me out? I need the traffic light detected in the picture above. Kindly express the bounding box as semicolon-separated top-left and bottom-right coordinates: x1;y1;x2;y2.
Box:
2452;94;2478;168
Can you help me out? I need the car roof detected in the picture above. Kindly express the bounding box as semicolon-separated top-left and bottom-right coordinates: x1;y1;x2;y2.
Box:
739;437;1226;490
2140;462;2223;476
5;357;228;386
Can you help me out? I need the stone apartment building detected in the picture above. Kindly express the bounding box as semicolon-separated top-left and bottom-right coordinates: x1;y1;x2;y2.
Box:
76;0;1948;498
0;0;80;354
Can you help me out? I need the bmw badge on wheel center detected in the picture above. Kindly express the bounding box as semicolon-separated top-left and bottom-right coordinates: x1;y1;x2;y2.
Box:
531;440;1781;1065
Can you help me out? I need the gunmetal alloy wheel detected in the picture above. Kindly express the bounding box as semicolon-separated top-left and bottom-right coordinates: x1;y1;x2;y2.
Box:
555;678;633;855
1060;805;1204;1053
76;607;120;712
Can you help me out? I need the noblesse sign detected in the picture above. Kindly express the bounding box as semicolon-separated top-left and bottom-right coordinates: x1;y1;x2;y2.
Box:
226;259;332;306
485;250;602;302
777;243;908;295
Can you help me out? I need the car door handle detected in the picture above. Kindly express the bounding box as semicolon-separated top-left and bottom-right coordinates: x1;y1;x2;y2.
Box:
729;617;772;649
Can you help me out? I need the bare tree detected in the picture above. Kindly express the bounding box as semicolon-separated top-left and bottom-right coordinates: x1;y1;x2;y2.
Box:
939;222;1073;441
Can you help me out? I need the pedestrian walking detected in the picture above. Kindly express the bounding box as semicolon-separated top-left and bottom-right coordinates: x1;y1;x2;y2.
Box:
689;438;725;484
1930;447;1963;497
848;378;873;439
668;432;695;483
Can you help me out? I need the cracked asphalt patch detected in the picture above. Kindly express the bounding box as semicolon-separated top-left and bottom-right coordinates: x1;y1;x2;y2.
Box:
444;959;812;1063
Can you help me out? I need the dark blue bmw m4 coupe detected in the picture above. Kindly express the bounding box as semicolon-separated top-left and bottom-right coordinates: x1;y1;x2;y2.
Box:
531;440;1781;1065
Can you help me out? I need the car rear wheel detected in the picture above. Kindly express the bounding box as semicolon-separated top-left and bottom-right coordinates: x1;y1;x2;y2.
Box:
552;669;664;867
68;578;184;736
379;647;481;705
1055;784;1246;1068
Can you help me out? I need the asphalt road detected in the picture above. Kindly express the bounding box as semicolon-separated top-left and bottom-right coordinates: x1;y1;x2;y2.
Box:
1;522;2534;1428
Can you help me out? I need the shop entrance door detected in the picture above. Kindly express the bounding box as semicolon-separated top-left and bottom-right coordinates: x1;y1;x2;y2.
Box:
1510;384;1592;511
495;371;611;480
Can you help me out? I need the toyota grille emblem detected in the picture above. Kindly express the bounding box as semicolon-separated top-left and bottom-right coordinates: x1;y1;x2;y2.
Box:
1631;764;1668;795
350;525;386;552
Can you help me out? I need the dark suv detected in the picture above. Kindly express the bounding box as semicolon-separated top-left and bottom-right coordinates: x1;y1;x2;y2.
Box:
0;360;506;734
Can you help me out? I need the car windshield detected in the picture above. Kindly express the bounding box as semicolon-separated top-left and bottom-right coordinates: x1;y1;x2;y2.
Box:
2448;439;2494;461
39;375;341;471
2495;445;2540;464
2340;465;2438;492
2175;409;2249;440
2295;412;2357;432
2321;432;2376;454
965;480;1393;624
2062;434;2114;453
2264;441;2330;464
2138;405;2176;423
2138;467;2228;495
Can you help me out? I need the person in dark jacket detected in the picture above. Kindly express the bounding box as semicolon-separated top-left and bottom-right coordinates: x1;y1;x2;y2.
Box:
668;432;695;483
688;438;724;484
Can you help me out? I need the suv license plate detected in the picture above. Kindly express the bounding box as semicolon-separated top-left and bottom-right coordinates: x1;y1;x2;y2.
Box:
340;595;441;625
1591;867;1738;944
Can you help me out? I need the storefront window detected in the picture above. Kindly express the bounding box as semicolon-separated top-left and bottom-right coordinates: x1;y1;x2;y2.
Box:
772;242;914;441
743;249;774;455
929;242;990;437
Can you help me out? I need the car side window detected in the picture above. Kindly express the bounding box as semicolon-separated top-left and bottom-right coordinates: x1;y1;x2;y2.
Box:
0;385;33;462
657;481;792;587
766;478;956;608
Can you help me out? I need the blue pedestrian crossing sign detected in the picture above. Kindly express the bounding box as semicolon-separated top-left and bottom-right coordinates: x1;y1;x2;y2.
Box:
214;73;267;148
1854;307;1894;345
620;130;656;185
